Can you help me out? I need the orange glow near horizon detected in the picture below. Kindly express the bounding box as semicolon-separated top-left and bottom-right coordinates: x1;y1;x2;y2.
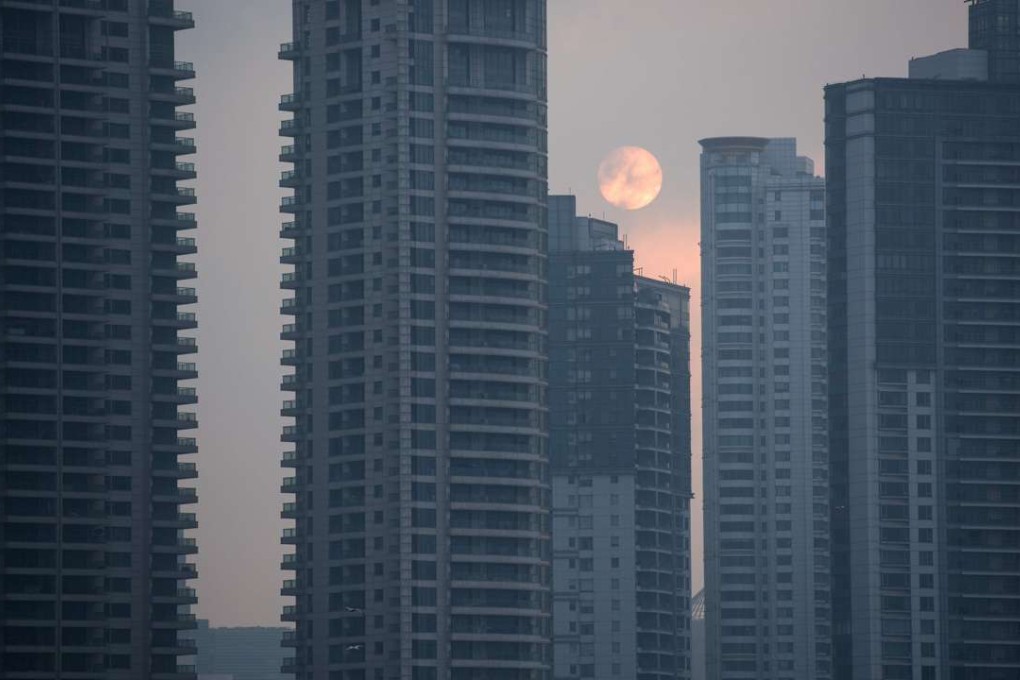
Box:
624;219;704;590
598;146;664;210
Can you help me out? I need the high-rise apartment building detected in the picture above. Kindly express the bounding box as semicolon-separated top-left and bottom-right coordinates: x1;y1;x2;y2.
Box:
548;195;692;680
700;138;830;680
278;1;550;678
0;0;199;678
826;20;1020;680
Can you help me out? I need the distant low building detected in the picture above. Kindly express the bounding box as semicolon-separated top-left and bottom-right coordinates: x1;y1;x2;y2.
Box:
192;620;287;680
691;590;705;680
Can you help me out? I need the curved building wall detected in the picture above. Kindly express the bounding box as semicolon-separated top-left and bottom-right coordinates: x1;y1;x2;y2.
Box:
279;2;550;678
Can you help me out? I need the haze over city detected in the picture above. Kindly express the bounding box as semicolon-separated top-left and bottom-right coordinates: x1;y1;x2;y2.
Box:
181;0;962;627
2;1;1018;680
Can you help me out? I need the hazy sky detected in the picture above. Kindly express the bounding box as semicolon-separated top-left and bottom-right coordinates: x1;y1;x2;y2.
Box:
181;0;964;626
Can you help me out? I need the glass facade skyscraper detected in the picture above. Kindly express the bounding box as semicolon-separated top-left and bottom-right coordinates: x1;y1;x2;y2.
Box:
548;196;692;680
826;31;1020;680
969;0;1020;84
278;1;550;678
700;138;831;680
0;0;199;678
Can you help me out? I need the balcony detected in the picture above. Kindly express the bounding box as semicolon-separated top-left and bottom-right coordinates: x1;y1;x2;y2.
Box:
153;612;198;629
280;272;300;289
278;42;302;59
158;511;198;529
173;261;197;279
280;298;299;315
152;284;196;304
280;349;300;367
173;437;198;454
169;236;197;254
154;586;197;604
174;212;198;229
279;93;302;111
281;373;300;391
152;86;196;105
152;211;196;230
174;336;197;354
149;2;195;30
280;145;298;162
172;487;198;505
281;449;300;465
157;136;197;156
160;186;197;205
279;118;302;137
279;169;301;188
280;195;300;213
151;59;196;80
176;362;198;379
57;0;105;14
176;462;198;480
281;527;302;545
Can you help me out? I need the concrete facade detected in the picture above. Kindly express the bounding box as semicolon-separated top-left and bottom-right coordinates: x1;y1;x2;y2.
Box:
700;138;831;680
549;196;692;680
278;1;551;679
0;1;199;678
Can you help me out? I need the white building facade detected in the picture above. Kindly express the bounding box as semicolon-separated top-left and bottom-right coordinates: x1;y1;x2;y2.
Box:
701;138;831;680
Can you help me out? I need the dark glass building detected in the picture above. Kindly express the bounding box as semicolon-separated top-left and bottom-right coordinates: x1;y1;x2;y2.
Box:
826;21;1020;680
0;0;199;678
278;1;550;678
969;0;1020;84
548;196;692;680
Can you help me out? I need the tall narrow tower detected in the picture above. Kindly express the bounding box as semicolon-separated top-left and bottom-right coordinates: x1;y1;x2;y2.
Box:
700;138;831;680
278;1;550;678
969;0;1020;83
0;1;200;678
547;196;693;680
